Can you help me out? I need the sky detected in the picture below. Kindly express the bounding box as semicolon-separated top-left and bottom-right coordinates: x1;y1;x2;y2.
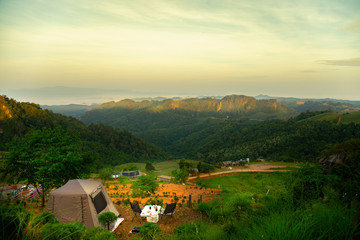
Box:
0;0;359;104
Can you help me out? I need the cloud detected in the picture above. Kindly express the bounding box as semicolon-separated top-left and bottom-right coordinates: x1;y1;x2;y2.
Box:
318;58;360;67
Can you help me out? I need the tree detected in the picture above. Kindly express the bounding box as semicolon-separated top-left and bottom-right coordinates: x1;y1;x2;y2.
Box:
197;161;214;173
1;127;90;207
131;175;158;198
99;168;113;181
145;162;155;171
98;212;118;231
171;169;188;184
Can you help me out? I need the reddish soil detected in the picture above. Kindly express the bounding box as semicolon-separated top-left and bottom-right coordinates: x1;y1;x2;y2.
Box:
106;183;220;205
105;182;219;239
112;203;203;239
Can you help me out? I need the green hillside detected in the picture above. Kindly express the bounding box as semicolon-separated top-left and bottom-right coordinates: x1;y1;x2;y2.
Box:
171;118;360;163
303;111;360;124
0;95;166;166
80;95;296;154
117;159;199;176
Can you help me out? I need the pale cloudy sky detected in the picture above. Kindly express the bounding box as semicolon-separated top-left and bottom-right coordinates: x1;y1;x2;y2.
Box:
0;0;359;104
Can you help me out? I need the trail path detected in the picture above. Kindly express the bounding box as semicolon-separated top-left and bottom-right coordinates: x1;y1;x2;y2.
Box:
188;163;290;181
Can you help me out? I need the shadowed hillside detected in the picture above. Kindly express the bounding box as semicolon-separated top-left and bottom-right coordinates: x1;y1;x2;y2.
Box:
0;95;166;166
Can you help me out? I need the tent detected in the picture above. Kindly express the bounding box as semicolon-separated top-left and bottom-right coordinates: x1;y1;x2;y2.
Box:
45;179;119;228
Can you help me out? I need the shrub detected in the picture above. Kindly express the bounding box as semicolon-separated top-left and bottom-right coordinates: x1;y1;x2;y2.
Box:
98;168;113;181
98;212;118;231
123;199;130;206
83;227;117;240
290;165;332;203
40;222;86;240
145;162;155;171
0;205;32;240
140;222;161;240
131;175;158;198
32;211;59;227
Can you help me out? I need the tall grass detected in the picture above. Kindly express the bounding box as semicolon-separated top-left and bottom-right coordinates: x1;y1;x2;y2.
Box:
191;172;359;240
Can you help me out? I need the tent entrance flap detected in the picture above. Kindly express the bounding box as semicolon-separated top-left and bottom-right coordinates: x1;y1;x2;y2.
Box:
93;191;107;214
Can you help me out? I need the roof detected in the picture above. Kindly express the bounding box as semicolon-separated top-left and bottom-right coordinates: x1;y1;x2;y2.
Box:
51;179;102;195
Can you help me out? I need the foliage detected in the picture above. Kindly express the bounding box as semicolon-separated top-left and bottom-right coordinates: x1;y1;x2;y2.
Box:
178;159;193;172
83;227;117;240
1;127;89;206
98;212;118;230
32;211;59;227
324;139;360;202
180;119;360;163
174;221;226;240
122;164;139;171
0;205;32;240
290;165;334;204
171;169;188;184
140;222;162;240
131;175;158;198
0;95;166;167
197;161;214;173
39;222;86;240
145;162;155;171
99;168;114;181
190;172;359;240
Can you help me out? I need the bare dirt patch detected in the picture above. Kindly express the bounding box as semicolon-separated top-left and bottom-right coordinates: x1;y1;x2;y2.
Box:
105;182;219;239
106;183;220;205
188;163;290;181
112;204;203;239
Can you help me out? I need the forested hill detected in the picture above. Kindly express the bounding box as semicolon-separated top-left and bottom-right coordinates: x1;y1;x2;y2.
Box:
0;95;166;166
80;95;295;148
172;115;360;163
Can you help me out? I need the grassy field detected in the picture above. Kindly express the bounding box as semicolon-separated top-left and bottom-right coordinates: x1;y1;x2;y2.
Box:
198;172;290;197
187;171;358;240
117;159;199;176
304;110;360;124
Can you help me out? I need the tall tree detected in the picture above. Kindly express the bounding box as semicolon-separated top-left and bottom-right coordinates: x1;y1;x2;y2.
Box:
1;127;91;207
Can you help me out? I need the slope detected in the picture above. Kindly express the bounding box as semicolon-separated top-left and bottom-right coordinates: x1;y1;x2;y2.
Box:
0;95;166;166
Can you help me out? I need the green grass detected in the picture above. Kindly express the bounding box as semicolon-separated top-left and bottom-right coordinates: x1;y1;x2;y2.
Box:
305;112;341;122
189;171;359;240
304;110;360;124
117;159;199;176
198;172;290;197
341;111;360;124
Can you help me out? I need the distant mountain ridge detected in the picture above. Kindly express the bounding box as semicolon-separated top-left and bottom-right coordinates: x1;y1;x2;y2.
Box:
255;94;360;113
91;94;293;116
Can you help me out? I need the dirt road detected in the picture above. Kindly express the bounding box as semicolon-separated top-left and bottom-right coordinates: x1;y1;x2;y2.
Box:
188;163;290;181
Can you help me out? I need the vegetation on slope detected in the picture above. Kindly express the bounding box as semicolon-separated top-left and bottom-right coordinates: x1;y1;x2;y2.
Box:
0;95;166;166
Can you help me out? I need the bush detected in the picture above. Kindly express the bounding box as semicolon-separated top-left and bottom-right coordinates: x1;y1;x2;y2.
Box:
145;162;155;171
40;222;86;240
99;168;113;181
83;227;117;240
171;169;188;184
123;198;130;206
131;175;158;198
0;205;32;240
174;221;226;239
140;222;161;240
32;211;59;227
290;165;332;203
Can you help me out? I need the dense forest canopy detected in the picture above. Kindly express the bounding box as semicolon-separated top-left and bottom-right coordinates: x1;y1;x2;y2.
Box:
0;95;166;167
79;94;360;163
